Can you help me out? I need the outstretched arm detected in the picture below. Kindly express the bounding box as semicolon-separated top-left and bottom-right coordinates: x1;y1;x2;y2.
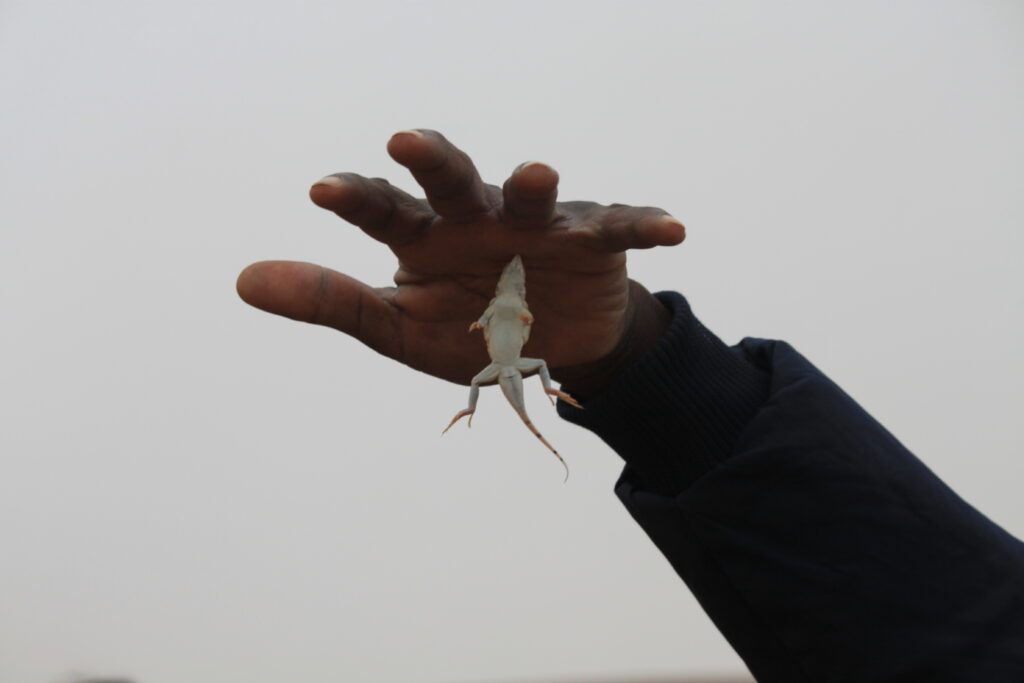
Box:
237;129;1024;680
557;291;1024;682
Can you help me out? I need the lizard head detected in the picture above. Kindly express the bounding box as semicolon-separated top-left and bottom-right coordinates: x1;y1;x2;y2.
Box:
496;254;526;298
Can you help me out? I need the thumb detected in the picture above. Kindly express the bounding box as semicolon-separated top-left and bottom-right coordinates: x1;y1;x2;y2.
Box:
236;260;402;360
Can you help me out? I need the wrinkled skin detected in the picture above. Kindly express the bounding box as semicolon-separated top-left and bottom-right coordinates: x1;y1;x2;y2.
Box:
236;129;684;396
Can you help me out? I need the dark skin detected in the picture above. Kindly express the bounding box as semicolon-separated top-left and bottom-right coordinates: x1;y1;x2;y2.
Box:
236;129;685;398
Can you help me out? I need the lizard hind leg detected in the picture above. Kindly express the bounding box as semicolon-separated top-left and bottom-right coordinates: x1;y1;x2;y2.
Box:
443;363;500;434
515;358;583;409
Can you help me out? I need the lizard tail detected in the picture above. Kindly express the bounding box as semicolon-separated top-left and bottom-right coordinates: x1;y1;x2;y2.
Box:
498;369;570;482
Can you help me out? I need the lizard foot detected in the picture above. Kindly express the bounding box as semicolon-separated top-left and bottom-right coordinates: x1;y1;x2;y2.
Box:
545;389;582;409
442;409;475;434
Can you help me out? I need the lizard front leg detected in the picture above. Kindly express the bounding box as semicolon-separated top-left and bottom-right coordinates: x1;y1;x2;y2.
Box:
443;363;501;433
468;305;496;333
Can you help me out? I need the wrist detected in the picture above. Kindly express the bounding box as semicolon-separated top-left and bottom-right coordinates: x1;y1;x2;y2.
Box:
551;280;671;399
556;292;772;495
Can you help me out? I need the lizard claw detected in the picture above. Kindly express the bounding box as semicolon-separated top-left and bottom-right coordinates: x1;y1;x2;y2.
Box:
546;389;583;410
442;409;475;434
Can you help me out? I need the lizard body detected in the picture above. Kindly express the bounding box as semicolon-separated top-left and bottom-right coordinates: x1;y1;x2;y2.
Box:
443;255;581;479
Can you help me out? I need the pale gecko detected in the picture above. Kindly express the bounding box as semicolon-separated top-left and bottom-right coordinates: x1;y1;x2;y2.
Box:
442;255;582;480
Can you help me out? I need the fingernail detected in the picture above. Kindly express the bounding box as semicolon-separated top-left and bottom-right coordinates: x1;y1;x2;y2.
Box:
312;175;346;188
393;129;424;138
661;215;685;228
517;160;547;172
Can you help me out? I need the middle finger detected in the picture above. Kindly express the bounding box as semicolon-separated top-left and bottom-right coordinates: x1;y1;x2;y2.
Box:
386;129;494;222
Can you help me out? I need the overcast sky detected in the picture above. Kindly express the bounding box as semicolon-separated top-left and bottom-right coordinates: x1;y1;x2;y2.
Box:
1;2;1022;682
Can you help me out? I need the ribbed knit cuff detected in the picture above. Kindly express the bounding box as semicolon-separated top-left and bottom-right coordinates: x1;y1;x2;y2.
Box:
557;292;771;496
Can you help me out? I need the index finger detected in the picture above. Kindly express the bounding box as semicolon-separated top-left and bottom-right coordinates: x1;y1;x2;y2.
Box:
386;129;495;222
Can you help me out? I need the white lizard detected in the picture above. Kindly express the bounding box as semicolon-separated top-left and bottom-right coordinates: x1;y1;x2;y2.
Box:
442;255;582;479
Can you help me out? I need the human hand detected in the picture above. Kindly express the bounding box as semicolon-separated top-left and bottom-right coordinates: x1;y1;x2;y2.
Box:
236;130;685;397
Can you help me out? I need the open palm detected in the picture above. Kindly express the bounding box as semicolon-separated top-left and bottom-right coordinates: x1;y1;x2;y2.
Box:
237;129;685;391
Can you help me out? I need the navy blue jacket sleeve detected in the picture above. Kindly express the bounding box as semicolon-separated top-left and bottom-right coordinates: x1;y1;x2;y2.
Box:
558;292;1024;682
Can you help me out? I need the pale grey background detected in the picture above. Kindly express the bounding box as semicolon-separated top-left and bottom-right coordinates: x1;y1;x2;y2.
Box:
1;1;1021;682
